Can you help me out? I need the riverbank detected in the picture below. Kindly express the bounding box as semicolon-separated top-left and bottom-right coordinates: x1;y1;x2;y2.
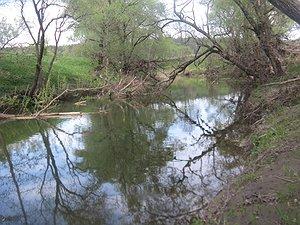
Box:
1;52;300;224
0;51;162;115
192;75;300;225
0;52;100;95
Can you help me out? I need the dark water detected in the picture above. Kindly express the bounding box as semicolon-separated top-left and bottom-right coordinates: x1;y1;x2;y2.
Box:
0;82;242;225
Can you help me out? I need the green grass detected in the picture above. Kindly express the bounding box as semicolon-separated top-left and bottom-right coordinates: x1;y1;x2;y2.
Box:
190;218;205;225
287;60;300;77
0;53;35;94
275;172;300;225
237;171;258;186
276;204;299;225
250;105;300;156
0;52;99;95
49;55;98;88
250;124;287;156
277;183;298;203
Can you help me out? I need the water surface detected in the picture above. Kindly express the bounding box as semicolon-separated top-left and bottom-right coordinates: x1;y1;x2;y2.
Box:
0;81;242;225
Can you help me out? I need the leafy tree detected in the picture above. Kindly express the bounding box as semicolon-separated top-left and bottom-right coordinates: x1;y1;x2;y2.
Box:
0;18;20;51
69;0;186;75
212;0;294;76
0;1;21;51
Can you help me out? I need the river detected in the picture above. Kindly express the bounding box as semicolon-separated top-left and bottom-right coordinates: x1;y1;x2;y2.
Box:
0;80;243;225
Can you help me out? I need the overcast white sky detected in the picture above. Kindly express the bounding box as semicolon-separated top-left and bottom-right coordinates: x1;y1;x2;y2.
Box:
0;0;76;46
0;0;299;46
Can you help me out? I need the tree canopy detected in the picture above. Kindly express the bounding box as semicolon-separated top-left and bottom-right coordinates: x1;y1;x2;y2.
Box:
69;0;188;75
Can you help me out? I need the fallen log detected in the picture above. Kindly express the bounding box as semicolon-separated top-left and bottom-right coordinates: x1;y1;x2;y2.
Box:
0;111;106;121
35;84;111;117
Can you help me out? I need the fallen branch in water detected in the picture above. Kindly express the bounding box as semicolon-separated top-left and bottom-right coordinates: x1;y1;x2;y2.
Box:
35;85;111;117
0;111;107;121
0;76;160;122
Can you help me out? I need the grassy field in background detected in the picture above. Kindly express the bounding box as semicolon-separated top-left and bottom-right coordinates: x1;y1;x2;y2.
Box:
0;52;98;96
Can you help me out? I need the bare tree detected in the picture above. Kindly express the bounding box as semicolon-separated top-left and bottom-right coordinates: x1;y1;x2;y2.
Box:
19;0;71;97
268;0;300;24
162;0;287;84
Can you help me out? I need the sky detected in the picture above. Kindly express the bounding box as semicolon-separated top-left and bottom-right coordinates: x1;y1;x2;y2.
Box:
0;0;75;46
0;0;299;47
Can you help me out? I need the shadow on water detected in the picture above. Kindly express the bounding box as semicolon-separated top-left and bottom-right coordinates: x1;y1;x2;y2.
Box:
0;80;244;225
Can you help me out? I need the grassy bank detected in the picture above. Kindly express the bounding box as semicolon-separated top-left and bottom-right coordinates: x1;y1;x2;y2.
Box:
191;74;300;225
0;52;100;96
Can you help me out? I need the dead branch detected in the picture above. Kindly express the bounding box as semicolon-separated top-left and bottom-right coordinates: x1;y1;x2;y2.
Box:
0;111;107;121
262;77;300;87
118;76;136;93
35;85;110;117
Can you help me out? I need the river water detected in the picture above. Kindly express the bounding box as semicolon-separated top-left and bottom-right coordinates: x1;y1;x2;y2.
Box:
0;81;242;225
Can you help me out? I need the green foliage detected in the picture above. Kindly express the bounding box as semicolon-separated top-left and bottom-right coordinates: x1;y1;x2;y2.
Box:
205;0;296;81
69;0;190;73
211;0;294;40
237;172;258;186
0;17;19;49
250;104;300;156
0;95;34;113
190;218;205;225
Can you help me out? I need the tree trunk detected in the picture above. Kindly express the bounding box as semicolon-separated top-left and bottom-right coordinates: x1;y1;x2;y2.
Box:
234;0;285;78
259;38;284;76
28;60;43;97
28;32;46;97
268;0;300;24
257;27;285;77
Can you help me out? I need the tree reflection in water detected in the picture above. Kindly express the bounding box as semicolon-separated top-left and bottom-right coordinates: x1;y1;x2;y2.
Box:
0;92;243;225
